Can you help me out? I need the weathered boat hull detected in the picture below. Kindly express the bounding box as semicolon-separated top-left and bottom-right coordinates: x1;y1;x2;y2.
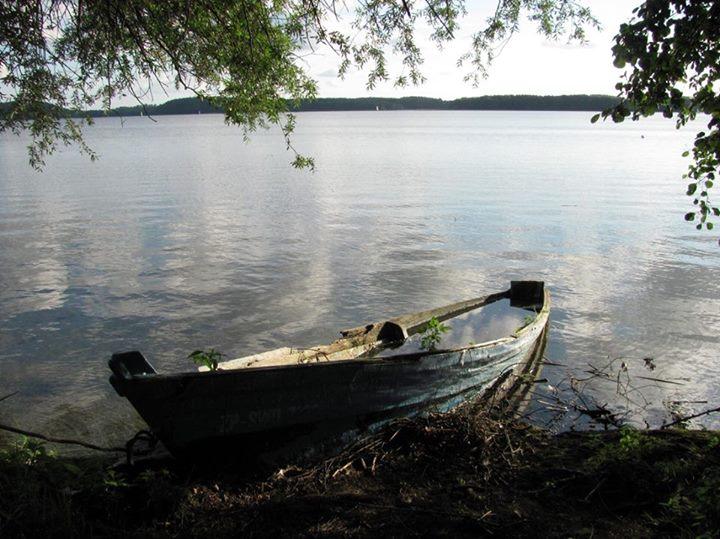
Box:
109;282;550;462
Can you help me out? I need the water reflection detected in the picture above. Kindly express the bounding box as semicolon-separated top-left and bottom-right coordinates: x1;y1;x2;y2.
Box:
371;299;530;357
0;111;718;443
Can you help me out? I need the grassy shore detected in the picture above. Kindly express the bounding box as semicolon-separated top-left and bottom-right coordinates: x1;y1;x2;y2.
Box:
1;402;719;537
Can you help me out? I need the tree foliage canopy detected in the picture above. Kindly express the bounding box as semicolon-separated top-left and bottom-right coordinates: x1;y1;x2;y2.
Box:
1;0;317;167
595;0;720;232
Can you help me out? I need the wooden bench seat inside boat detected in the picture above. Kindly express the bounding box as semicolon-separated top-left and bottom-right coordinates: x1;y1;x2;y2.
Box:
198;339;382;371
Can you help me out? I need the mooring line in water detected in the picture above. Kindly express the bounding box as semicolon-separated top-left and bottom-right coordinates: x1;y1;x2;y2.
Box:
0;391;18;403
0;422;126;453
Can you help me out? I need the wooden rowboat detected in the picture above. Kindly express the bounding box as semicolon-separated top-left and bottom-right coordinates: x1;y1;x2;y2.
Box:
109;281;550;462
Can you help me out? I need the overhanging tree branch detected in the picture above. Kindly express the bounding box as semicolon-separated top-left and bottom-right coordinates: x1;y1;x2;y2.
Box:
0;0;596;171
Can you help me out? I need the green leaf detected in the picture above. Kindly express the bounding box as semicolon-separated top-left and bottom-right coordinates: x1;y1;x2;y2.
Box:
685;212;696;221
707;222;714;230
590;113;600;123
419;317;451;351
188;349;222;371
687;184;697;195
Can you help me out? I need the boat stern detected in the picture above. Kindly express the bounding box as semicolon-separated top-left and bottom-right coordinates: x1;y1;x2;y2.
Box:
510;281;545;309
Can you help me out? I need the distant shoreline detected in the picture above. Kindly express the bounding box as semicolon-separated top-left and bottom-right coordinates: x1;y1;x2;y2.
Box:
0;95;619;119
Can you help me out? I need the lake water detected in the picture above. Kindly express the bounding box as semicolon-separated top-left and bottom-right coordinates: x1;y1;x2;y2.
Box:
1;111;719;445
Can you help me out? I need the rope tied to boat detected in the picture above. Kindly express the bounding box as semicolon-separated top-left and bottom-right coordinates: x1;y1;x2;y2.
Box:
124;430;159;466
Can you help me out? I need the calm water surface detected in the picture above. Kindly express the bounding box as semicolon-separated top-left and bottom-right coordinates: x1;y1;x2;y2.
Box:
369;299;530;358
1;111;719;444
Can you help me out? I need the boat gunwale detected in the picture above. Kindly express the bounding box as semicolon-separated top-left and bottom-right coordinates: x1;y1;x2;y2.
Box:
124;288;550;384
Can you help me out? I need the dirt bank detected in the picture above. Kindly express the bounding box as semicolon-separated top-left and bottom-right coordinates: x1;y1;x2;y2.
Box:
1;401;719;537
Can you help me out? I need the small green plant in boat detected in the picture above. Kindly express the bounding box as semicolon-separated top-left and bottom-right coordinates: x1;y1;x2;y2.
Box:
516;312;537;332
420;317;450;351
188;349;223;371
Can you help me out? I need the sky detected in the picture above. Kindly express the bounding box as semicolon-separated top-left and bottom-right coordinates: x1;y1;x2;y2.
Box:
108;1;642;106
303;0;641;99
0;2;641;106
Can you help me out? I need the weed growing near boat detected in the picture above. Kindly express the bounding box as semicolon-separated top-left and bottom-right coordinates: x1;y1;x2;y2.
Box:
0;435;56;466
188;349;223;371
515;312;536;332
419;317;450;351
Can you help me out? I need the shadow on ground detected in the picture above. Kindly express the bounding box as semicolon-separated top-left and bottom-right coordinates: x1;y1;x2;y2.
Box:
2;402;719;537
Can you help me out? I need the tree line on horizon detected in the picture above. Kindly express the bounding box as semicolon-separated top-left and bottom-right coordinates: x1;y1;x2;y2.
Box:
0;95;620;118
